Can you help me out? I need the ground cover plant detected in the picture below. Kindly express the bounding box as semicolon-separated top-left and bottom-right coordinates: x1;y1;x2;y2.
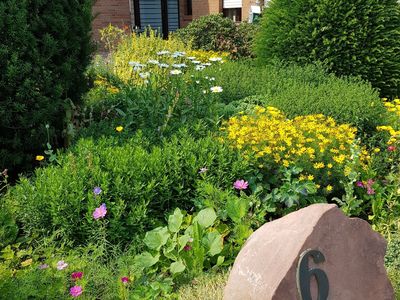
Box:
1;15;400;299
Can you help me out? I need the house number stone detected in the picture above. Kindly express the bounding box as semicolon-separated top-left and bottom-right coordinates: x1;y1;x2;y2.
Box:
296;249;329;300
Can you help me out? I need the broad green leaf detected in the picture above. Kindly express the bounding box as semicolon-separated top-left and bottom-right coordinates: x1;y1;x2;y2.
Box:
168;208;183;233
134;252;160;269
216;256;225;266
144;226;170;250
203;231;223;256
226;197;248;223
170;260;186;274
194;208;217;228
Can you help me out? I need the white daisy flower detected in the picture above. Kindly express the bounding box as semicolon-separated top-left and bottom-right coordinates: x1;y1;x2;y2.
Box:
139;72;150;79
159;63;169;68
170;69;182;75
209;57;222;62
210;86;223;93
148;59;160;64
157;50;170;55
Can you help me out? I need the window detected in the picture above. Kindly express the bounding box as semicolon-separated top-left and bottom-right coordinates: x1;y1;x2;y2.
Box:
223;8;242;22
186;0;192;15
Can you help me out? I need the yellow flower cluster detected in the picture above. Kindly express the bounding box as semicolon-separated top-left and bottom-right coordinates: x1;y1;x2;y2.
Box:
377;98;400;145
221;106;368;189
186;50;229;63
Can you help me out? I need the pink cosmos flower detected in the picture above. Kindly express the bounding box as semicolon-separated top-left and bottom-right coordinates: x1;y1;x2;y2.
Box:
121;277;129;284
70;286;83;297
93;203;107;219
388;145;396;152
71;272;83;280
57;260;68;270
233;179;249;190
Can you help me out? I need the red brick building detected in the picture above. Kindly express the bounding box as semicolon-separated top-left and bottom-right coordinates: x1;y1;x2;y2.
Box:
92;0;265;39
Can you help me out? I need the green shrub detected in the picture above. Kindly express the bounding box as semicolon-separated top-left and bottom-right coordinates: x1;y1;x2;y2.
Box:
6;132;252;246
255;0;400;98
175;14;257;58
0;0;94;178
203;61;387;133
0;201;18;250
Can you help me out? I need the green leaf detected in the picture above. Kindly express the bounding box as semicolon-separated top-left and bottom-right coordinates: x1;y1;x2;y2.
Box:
194;208;217;228
216;256;225;266
168;208;183;233
226;196;248;223
144;226;170;250
203;231;223;256
134;252;160;269
170;260;186;274
178;234;191;252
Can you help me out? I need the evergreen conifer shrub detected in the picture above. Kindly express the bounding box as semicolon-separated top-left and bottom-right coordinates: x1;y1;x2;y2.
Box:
255;0;400;98
0;0;94;177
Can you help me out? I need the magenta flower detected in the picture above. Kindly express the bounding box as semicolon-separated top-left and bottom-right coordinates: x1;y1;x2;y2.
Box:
233;179;249;190
70;286;83;297
121;277;129;284
93;187;102;196
57;260;68;270
71;272;83;280
356;181;364;188
93;203;107;219
183;244;192;251
388;145;396;152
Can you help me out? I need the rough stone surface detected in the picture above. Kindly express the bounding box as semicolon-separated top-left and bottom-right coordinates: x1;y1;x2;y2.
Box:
224;204;394;300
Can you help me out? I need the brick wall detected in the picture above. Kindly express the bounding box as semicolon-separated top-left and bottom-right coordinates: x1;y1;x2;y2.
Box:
179;0;193;27
92;0;132;41
192;0;222;20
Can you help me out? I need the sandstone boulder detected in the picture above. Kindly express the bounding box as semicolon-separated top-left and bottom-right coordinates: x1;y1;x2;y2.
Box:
224;204;394;300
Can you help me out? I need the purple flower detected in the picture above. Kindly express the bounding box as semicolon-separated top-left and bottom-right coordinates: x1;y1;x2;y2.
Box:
70;286;83;297
38;264;49;270
56;260;68;270
93;203;107;219
121;277;129;284
233;179;249;190
356;181;364;188
198;167;208;174
93;187;102;196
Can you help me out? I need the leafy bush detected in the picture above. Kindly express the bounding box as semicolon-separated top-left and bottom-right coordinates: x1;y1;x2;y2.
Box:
254;0;400;98
203;61;387;134
175;14;257;58
0;0;94;177
6;132;252;246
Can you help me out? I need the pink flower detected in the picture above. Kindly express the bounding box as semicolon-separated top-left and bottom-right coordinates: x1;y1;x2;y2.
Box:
183;244;192;251
121;277;129;284
233;179;248;190
71;272;83;280
388;145;396;152
70;286;83;297
367;187;376;195
93;203;107;219
57;260;68;270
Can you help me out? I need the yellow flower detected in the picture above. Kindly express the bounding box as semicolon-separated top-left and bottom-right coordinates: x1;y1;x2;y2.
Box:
327;163;333;169
116;126;124;132
313;162;325;169
307;175;314;181
21;258;33;267
326;185;333;192
373;148;380;153
35;155;45;161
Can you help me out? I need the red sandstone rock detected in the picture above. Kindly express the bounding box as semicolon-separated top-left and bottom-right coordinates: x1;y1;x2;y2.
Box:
224;204;394;300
